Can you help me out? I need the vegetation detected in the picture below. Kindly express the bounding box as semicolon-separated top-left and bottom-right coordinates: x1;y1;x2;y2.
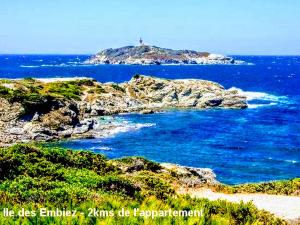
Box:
0;78;95;115
87;85;107;94
0;144;286;224
214;179;300;196
43;82;82;100
133;74;141;79
0;78;97;101
111;84;125;93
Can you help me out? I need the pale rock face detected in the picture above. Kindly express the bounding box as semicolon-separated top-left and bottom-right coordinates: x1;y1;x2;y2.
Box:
207;53;226;60
161;163;218;186
0;75;247;146
124;76;246;109
7;127;25;135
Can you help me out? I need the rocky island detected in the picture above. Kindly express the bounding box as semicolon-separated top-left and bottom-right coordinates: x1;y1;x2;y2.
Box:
0;75;247;146
86;44;243;65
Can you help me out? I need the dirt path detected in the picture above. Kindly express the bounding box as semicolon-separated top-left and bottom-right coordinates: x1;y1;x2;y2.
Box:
179;188;300;223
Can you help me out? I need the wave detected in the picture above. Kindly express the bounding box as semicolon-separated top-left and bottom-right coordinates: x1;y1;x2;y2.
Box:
92;116;156;138
107;122;156;136
90;146;112;151
20;65;40;68
20;64;65;68
284;159;298;164
247;103;277;109
19;63;98;68
267;157;298;164
229;87;289;108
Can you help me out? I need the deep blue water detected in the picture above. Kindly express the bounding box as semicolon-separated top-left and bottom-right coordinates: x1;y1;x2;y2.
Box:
1;55;299;184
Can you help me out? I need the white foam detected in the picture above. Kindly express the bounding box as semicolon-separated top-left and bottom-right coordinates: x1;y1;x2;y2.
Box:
90;146;112;151
228;87;288;108
92;116;156;138
41;64;66;67
20;65;40;68
20;63;98;68
108;122;156;136
247;103;277;109
285;160;298;164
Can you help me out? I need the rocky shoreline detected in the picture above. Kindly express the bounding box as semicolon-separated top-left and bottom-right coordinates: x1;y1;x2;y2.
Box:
0;75;247;147
86;45;244;65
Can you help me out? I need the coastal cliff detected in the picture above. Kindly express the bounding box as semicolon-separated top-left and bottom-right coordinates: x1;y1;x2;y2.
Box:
86;45;242;65
0;75;247;146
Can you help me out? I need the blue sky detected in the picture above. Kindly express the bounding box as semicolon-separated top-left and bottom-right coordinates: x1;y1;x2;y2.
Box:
1;0;299;54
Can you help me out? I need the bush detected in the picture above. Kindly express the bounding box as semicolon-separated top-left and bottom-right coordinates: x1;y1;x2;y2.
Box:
0;144;287;225
0;85;11;96
111;84;125;92
215;178;300;196
87;85;107;94
45;82;82;100
133;74;140;79
116;157;161;172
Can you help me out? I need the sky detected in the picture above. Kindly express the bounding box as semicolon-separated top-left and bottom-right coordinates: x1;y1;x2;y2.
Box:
0;0;300;55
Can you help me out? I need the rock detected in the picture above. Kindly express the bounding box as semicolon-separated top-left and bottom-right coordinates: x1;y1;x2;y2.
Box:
90;105;106;116
161;163;218;186
7;127;24;135
0;98;24;122
86;45;244;65
0;75;247;146
73;125;90;134
73;119;94;134
40;108;71;129
59;129;73;138
32;133;54;141
140;109;155;114
32;112;40;121
126;75;247;109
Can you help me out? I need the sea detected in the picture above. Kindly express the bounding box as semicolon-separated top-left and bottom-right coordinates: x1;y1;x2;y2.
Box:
0;54;299;184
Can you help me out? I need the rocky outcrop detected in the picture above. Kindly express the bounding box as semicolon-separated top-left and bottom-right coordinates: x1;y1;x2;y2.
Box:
0;75;247;146
86;45;243;65
161;163;218;186
112;157;218;187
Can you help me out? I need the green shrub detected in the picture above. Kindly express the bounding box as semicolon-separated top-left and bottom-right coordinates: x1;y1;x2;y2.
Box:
215;178;300;196
111;84;125;92
0;85;11;95
97;176;140;197
116;157;161;172
95;85;107;94
136;171;175;199
87;85;107;94
0;85;13;99
133;74;140;79
69;79;95;87
0;144;288;225
45;82;82;100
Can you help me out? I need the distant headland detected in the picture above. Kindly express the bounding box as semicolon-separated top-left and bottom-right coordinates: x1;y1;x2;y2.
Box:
86;41;244;65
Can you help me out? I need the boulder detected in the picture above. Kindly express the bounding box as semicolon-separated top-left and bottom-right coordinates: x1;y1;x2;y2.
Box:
161;163;218;186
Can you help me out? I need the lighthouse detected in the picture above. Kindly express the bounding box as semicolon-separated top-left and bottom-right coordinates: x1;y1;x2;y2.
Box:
139;37;144;46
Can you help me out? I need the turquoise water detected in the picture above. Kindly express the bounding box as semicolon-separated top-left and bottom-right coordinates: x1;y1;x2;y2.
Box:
1;55;299;184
